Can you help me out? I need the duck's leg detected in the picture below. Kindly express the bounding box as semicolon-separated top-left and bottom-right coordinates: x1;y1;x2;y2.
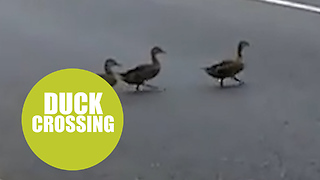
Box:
136;84;140;91
219;78;224;87
233;76;244;85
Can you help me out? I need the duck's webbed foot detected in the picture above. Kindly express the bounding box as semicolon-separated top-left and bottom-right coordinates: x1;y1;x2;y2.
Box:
233;76;244;85
143;84;166;91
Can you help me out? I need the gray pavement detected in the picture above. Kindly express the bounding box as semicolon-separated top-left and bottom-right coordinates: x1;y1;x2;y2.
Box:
1;0;320;179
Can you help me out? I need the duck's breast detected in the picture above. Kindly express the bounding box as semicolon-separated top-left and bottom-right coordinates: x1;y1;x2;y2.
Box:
100;74;117;86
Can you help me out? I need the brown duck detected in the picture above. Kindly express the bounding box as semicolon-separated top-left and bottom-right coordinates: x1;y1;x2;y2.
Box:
97;58;121;86
203;41;250;87
119;46;166;91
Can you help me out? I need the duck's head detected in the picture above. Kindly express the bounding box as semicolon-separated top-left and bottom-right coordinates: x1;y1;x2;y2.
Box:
151;46;166;55
105;58;121;68
239;41;250;49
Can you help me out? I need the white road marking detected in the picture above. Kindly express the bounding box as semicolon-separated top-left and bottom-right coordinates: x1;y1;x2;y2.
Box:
251;0;320;14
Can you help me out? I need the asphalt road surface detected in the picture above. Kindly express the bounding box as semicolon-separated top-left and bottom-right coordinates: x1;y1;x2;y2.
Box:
0;0;320;179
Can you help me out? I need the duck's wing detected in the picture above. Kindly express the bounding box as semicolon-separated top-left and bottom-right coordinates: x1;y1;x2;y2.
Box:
121;64;148;75
207;60;233;71
214;60;243;76
212;60;233;67
120;64;155;77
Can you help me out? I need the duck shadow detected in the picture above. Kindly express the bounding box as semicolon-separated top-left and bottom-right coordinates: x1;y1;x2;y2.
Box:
119;88;165;96
117;88;166;106
219;83;246;89
200;82;247;94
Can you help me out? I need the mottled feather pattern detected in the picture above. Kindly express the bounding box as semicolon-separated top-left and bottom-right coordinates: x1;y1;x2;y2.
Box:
203;41;249;87
119;46;165;90
121;64;160;84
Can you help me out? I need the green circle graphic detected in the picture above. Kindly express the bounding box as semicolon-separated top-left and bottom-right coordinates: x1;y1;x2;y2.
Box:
21;68;123;171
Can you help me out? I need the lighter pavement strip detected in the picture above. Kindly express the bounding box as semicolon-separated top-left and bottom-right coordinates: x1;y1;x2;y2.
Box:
251;0;320;14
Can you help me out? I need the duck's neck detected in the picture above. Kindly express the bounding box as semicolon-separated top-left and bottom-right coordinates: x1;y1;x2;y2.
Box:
236;44;243;61
151;53;160;65
105;66;113;75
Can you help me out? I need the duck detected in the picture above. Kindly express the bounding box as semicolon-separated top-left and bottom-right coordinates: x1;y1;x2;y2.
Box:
119;46;166;91
202;41;250;87
97;58;121;86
